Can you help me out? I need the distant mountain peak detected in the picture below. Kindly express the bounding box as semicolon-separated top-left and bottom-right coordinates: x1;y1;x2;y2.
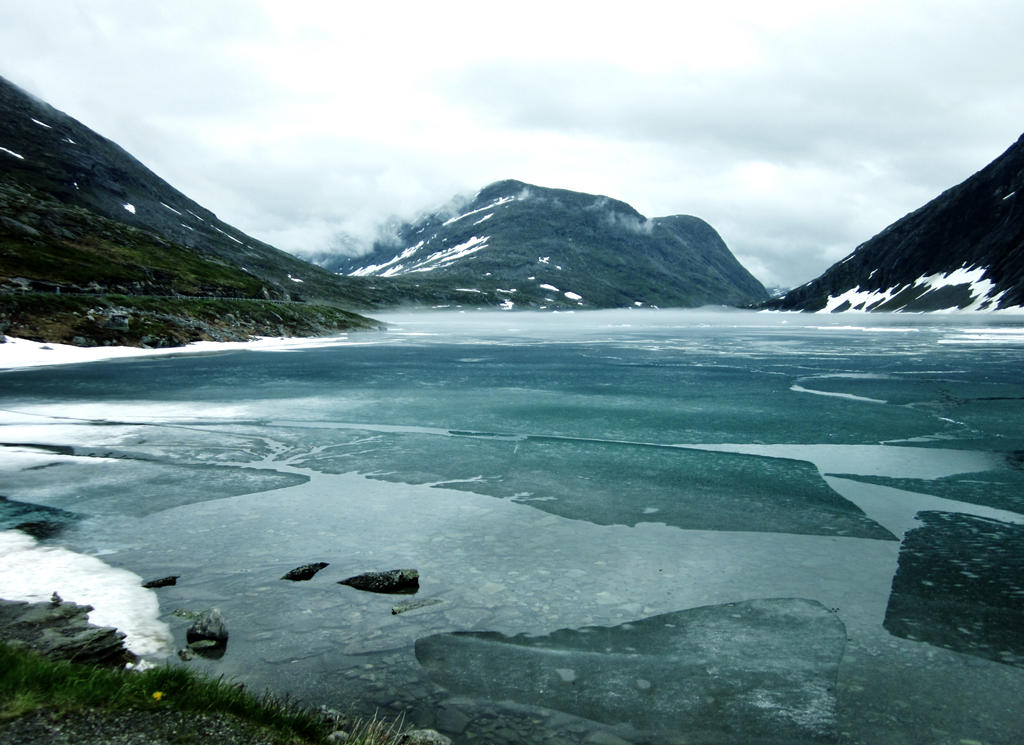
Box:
322;179;768;310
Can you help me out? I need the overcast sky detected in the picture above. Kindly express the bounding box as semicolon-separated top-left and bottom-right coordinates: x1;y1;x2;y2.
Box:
2;1;1023;288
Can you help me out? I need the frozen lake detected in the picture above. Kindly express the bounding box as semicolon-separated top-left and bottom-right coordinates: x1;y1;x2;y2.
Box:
2;309;1024;744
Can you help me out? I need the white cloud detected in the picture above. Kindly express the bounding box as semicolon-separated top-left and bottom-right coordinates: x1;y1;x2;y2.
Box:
1;0;1022;289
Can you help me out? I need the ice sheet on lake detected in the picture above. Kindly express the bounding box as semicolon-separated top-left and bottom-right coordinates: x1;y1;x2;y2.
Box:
293;430;895;539
829;467;1024;515
416;598;845;741
884;511;1024;666
1;448;308;517
3;309;1024;743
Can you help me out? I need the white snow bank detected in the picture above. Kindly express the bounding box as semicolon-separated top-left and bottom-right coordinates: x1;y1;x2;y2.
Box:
122;203;136;214
408;236;490;274
0;334;358;372
0;530;172;656
442;195;514;226
349;241;424;277
212;225;244;245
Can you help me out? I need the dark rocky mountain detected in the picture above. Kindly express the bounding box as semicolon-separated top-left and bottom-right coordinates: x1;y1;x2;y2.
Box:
324;180;768;309
0;75;387;345
0;75;765;339
766;133;1024;312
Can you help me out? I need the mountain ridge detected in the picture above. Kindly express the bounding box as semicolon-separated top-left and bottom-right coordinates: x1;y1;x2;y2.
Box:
765;132;1024;312
324;178;769;310
0;75;389;345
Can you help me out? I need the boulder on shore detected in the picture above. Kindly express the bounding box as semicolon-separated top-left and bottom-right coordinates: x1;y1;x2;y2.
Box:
0;597;134;667
400;729;452;745
339;569;419;594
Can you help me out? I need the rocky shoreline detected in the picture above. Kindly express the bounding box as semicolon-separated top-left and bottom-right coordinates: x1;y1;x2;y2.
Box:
0;562;454;745
0;596;134;667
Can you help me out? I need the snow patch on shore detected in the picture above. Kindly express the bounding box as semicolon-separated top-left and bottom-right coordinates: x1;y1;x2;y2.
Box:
0;531;171;656
0;334;358;372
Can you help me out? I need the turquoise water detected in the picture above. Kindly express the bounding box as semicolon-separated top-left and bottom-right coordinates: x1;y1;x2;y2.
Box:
2;309;1023;744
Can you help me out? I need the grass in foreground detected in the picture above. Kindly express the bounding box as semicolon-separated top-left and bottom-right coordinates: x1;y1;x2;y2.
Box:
0;643;404;744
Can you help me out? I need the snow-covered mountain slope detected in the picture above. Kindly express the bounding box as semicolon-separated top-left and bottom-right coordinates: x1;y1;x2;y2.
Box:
766;132;1024;312
322;180;768;310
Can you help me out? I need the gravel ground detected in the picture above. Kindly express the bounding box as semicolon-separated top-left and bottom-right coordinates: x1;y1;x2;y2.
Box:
0;708;306;745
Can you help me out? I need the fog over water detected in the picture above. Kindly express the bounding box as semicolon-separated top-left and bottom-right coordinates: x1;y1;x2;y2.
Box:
2;309;1024;744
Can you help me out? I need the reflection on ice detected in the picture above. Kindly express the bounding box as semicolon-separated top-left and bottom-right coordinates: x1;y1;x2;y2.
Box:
278;427;895;538
885;511;1024;666
417;598;845;741
684;443;1002;480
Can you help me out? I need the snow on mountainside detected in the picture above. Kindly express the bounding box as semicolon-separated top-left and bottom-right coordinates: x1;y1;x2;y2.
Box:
766;132;1024;313
323;180;768;310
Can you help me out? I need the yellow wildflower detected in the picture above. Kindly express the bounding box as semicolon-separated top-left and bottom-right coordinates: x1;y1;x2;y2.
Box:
151;691;164;701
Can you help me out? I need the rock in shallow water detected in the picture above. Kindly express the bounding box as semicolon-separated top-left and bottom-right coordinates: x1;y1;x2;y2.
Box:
392;598;444;615
186;607;228;659
415;598;845;742
281;562;329;581
142;575;179;588
339;569;419;594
